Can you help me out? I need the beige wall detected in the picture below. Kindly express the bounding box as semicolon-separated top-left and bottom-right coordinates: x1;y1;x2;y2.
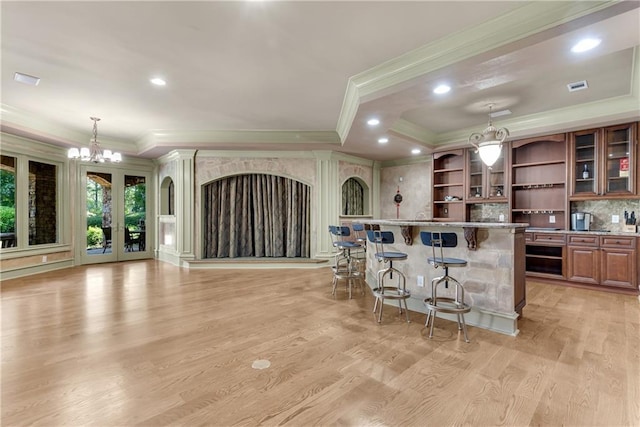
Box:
380;160;431;220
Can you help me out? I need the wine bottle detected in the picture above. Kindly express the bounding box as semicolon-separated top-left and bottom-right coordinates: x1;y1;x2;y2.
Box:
582;163;590;179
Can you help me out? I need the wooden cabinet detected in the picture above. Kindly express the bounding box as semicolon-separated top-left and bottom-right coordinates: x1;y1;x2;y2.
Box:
600;235;637;289
570;122;637;198
465;147;508;202
567;234;600;284
567;234;637;290
511;134;567;229
432;150;465;221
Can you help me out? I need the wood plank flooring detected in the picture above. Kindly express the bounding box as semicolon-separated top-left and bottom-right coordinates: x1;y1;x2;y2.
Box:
2;260;639;426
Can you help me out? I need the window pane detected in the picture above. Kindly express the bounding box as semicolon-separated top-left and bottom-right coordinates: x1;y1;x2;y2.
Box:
28;160;57;245
1;155;17;248
124;175;146;252
86;172;112;255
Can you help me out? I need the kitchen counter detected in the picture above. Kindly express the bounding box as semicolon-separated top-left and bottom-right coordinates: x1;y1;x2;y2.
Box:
526;228;639;236
358;220;527;336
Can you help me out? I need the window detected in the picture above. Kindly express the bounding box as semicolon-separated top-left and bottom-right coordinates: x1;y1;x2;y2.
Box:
29;160;57;245
0;155;17;248
0;153;61;250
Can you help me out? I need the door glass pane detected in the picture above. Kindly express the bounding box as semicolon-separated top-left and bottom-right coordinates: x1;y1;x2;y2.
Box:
124;175;146;252
86;172;113;255
28;160;57;245
1;155;17;248
574;132;596;194
606;127;631;193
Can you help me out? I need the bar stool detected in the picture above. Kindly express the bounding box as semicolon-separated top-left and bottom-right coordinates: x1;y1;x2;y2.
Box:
351;223;367;249
328;225;364;299
420;231;471;342
366;230;411;323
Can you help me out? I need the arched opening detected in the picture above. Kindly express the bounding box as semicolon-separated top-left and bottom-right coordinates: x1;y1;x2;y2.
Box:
160;177;175;215
342;177;369;216
202;173;311;258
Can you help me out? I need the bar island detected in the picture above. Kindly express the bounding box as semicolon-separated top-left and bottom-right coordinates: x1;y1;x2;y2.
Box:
359;220;528;336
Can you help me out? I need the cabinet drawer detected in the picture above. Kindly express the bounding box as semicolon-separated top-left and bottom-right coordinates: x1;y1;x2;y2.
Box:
568;234;599;247
533;233;566;244
600;235;636;249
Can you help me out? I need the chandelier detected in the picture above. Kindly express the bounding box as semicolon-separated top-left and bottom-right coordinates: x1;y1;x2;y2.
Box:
468;104;509;167
68;117;122;163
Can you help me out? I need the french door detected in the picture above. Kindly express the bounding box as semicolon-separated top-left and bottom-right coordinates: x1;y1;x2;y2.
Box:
79;165;151;264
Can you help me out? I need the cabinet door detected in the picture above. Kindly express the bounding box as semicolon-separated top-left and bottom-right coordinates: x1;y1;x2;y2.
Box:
602;123;636;196
600;248;636;289
466;148;507;201
570;129;600;196
567;246;599;284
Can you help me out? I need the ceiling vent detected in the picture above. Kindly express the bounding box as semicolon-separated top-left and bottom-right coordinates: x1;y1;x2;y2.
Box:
567;80;588;92
14;72;40;86
489;109;511;118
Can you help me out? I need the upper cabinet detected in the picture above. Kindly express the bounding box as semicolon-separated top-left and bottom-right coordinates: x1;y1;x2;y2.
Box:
570;122;637;199
510;134;567;230
465;146;508;203
432;149;465;222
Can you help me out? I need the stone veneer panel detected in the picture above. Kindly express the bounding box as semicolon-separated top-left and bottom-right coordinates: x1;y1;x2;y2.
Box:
571;199;640;232
196;157;317;187
364;223;522;334
338;161;373;187
380;161;431;220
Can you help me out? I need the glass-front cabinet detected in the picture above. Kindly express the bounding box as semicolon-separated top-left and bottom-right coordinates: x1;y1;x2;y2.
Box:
604;123;636;196
466;147;507;202
570;122;637;198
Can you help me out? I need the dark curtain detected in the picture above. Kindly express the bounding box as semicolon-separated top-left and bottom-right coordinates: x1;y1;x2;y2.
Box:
203;174;311;258
342;177;364;215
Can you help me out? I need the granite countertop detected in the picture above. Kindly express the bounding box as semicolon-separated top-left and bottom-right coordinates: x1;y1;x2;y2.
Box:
525;227;640;236
360;219;529;229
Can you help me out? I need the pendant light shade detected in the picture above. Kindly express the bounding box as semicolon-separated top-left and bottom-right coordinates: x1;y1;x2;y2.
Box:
468;105;509;167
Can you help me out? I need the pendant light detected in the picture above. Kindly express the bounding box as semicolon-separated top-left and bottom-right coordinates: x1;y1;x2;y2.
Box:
68;117;122;163
468;104;509;167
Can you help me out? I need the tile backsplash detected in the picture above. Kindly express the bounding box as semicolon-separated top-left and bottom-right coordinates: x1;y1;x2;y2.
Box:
571;199;640;232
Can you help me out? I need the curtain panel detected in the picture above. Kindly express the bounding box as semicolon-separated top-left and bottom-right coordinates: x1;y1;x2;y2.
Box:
203;174;310;258
342;177;364;216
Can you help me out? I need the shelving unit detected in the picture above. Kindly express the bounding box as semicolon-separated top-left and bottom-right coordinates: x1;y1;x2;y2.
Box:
432;149;465;221
525;244;564;277
569;123;637;198
511;134;567;229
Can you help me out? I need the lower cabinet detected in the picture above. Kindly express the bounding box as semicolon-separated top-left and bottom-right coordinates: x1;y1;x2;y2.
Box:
567;234;637;290
568;246;600;284
601;249;635;289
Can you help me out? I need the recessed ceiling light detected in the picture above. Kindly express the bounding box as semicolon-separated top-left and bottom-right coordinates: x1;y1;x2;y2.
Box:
150;77;167;86
433;84;451;94
14;72;40;86
411;148;421;155
378;137;389;144
571;38;601;53
367;118;380;126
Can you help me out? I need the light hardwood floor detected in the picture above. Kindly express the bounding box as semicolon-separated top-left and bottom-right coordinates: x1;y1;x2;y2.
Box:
2;260;639;426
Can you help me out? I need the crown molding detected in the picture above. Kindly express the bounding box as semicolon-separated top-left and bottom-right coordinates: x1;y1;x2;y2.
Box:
348;1;621;100
136;129;341;155
0;104;133;153
389;118;437;145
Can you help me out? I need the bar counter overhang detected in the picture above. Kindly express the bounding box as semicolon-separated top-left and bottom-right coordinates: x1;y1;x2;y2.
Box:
359;220;528;336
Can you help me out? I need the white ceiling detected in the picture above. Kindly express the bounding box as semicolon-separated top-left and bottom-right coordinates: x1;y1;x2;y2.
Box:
2;1;640;161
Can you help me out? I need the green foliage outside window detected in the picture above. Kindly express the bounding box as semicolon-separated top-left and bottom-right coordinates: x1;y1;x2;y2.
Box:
0;169;16;233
